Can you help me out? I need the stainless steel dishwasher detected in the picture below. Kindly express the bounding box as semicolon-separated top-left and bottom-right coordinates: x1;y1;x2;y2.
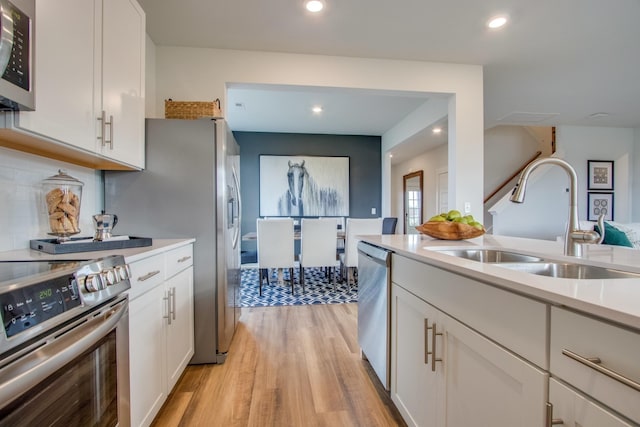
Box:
357;241;392;391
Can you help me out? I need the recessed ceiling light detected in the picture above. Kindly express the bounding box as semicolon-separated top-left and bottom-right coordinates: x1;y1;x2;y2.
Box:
312;105;323;114
305;0;325;13
589;112;610;119
487;15;508;29
432;127;442;134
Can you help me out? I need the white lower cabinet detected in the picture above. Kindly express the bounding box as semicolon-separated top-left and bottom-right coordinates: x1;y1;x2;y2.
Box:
127;244;194;427
165;267;195;392
129;284;167;427
391;284;547;427
548;379;635;426
391;284;439;427
442;308;546;427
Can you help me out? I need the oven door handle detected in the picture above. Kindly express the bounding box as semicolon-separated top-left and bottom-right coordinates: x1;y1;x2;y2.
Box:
0;299;128;410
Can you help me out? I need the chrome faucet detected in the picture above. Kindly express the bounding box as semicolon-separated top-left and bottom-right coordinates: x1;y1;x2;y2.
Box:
510;157;604;257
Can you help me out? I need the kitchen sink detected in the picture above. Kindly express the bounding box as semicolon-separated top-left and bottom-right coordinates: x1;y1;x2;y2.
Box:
433;249;544;263
433;248;640;279
495;262;640;280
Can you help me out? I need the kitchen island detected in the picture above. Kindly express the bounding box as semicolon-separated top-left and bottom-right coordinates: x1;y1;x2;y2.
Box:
359;233;640;427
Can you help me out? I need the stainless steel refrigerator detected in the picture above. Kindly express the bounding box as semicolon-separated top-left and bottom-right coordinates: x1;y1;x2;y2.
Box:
105;118;241;364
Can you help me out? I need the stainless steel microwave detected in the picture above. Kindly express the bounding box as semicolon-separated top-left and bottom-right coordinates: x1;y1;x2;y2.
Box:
0;0;33;110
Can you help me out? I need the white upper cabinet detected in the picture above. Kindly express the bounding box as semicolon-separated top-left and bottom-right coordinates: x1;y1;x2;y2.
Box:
14;0;145;169
19;0;96;152
99;0;145;167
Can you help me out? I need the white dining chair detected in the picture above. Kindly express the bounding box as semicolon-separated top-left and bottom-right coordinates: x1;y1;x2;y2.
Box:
299;218;339;291
257;218;296;295
340;218;383;287
320;216;346;255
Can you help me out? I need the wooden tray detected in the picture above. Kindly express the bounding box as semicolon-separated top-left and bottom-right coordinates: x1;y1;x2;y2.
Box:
416;221;485;240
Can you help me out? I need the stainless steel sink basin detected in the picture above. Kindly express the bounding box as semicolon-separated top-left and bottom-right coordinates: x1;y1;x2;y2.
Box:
495;262;640;280
434;249;544;263
433;248;640;279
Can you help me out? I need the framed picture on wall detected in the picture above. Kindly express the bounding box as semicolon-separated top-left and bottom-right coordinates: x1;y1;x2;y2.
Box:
587;160;614;191
587;192;614;221
259;155;350;217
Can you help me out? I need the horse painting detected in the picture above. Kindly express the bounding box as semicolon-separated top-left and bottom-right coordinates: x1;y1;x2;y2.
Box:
276;160;345;216
278;160;307;216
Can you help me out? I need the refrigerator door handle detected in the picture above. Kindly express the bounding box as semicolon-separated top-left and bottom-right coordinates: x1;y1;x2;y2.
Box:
231;164;241;249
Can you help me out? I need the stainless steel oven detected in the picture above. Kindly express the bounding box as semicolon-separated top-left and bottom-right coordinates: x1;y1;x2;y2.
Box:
0;255;131;427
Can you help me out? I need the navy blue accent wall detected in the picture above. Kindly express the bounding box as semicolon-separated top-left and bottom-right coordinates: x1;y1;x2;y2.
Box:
234;131;381;257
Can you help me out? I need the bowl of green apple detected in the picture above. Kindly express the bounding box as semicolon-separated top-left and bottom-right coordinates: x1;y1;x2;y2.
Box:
416;210;485;240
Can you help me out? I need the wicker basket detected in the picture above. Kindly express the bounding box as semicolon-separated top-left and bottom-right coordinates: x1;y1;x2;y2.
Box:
416;221;485;240
164;98;222;119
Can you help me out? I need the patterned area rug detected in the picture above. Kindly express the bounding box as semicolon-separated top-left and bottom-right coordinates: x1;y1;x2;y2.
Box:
240;266;357;307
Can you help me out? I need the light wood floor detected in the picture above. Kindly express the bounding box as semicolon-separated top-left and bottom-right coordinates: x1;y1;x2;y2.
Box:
151;303;406;427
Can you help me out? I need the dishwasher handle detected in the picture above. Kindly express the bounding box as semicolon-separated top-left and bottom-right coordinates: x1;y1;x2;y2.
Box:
357;241;391;267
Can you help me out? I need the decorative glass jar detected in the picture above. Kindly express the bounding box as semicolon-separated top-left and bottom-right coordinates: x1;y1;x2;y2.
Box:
42;169;84;241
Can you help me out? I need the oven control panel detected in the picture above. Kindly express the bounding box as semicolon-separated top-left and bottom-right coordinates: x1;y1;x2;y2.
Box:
1;274;81;338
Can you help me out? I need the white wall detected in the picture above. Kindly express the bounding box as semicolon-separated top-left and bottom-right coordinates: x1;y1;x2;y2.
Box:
483;125;551;229
484;126;547;197
491;125;635;240
391;144;448;233
154;47;484;220
0;148;102;251
560;126;634;223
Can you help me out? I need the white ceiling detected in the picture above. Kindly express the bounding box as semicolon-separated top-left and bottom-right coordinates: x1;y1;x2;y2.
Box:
138;0;640;163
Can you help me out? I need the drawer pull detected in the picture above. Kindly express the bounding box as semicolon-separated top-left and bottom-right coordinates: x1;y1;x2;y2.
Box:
562;349;640;392
137;270;161;282
177;256;192;263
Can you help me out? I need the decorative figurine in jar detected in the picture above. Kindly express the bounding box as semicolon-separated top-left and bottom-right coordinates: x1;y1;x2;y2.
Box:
42;169;84;241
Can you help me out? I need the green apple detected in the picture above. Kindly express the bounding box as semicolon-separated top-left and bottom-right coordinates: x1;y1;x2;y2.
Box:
446;209;462;221
469;221;484;230
428;215;447;222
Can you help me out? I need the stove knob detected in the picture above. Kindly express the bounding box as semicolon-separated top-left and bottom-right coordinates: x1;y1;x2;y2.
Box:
115;265;129;281
102;269;117;286
84;274;104;292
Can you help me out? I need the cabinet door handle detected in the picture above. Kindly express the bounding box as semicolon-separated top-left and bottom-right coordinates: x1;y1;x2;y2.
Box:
545;403;564;426
171;287;176;321
431;322;443;372
562;348;640;392
137;270;160;282
97;110;106;147
177;256;192;263
163;290;172;325
424;318;429;365
106;114;114;149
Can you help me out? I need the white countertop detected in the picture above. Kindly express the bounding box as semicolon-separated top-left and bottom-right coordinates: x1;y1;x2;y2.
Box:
360;234;640;331
0;238;195;263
